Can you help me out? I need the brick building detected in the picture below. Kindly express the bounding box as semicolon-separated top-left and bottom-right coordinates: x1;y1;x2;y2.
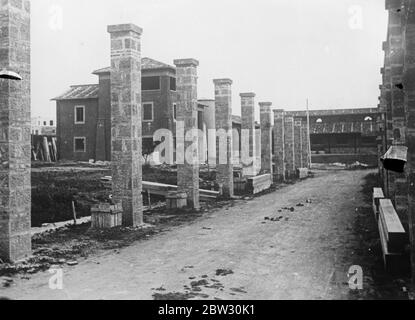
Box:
53;57;183;161
53;58;245;164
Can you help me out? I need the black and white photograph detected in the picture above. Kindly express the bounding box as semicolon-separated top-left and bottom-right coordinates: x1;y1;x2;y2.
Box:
0;0;414;306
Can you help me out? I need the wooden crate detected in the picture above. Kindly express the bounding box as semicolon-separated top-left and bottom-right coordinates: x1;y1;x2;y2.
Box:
91;203;123;229
166;191;187;209
234;178;247;194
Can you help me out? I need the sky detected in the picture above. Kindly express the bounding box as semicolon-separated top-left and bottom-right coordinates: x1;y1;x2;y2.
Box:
31;0;388;121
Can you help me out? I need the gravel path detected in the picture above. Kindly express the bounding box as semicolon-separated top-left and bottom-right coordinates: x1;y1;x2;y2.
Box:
1;169;375;300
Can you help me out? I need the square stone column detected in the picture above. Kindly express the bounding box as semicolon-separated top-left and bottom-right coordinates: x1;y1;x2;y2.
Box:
259;102;273;177
108;24;143;227
0;0;31;263
240;93;256;176
301;120;310;168
214;79;234;198
273;109;285;181
294;119;303;169
174;59;200;209
284;116;295;179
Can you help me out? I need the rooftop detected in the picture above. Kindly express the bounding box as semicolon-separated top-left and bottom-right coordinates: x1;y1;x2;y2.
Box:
285;108;379;117
311;121;377;136
92;57;175;75
52;84;99;101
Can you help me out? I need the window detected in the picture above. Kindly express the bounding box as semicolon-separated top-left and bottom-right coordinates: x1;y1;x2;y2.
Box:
173;103;177;121
75;106;85;124
74;137;86;152
43;121;47;126
170;77;176;91
142;76;160;91
50;120;54;126
143;102;154;122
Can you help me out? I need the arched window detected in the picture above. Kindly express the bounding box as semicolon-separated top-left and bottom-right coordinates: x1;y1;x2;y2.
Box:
316;118;323;123
364;116;373;121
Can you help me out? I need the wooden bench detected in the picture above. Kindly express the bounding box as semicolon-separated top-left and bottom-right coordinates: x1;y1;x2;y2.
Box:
378;199;409;274
372;187;385;220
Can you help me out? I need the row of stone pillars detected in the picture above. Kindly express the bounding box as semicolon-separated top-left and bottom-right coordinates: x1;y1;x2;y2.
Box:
0;9;309;261
378;0;415;286
273;110;310;181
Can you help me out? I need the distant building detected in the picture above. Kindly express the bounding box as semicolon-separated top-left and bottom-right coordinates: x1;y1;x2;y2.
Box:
53;57;244;163
286;108;380;165
31;116;56;136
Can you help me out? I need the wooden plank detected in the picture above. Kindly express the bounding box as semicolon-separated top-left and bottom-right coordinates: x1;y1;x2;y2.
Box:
142;181;219;201
379;199;407;252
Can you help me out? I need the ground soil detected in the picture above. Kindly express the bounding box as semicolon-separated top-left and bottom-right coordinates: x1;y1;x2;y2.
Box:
30;163;219;227
0;169;410;300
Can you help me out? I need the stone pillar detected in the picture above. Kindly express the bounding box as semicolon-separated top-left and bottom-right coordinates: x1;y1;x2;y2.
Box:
403;0;415;287
273;109;285;181
260;102;273;177
301;120;309;168
174;59;200;209
0;0;32;262
240;93;256;176
214;79;234;198
284;116;295;179
294;119;303;170
108;24;143;227
255;126;261;175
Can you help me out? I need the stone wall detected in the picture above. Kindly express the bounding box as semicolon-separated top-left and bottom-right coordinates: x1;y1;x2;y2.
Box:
380;0;415;283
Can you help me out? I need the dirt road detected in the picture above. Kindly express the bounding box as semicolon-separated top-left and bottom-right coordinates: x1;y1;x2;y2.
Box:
1;169;388;300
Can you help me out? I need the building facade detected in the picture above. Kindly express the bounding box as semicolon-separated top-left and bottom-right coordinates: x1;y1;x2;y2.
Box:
54;58;180;161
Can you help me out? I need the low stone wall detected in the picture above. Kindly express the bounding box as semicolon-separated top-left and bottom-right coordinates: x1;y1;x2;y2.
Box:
312;154;378;166
247;174;272;195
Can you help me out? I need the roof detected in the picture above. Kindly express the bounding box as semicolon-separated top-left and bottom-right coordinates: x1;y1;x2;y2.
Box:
311;121;377;136
92;57;175;75
52;84;99;101
286;108;379;117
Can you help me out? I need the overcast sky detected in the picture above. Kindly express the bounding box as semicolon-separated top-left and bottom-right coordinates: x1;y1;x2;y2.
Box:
31;0;388;120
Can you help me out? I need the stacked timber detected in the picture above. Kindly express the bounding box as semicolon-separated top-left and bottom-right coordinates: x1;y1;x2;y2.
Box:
31;135;58;162
378;199;409;274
